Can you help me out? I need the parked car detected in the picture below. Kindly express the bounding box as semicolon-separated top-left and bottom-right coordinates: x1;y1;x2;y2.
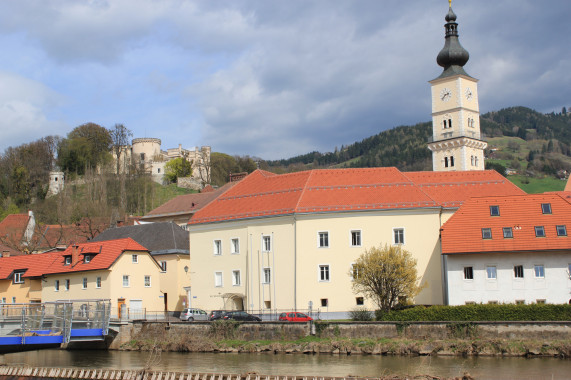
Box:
180;308;208;322
222;311;262;322
278;312;313;322
208;310;228;321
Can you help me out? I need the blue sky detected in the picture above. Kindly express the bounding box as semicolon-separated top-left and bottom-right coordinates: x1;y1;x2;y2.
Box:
0;0;569;160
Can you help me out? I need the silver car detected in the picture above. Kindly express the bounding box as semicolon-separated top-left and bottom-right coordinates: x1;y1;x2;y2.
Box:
179;308;208;322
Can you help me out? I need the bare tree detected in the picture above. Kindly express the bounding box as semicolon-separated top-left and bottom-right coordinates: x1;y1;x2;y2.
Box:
109;124;133;175
196;147;212;185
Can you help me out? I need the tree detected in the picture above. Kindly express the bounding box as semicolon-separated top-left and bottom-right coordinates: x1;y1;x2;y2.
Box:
350;244;426;313
164;157;192;184
485;161;507;177
58;123;112;174
109;123;133;175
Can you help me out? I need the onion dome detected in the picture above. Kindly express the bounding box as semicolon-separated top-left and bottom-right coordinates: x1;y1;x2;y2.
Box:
435;7;471;79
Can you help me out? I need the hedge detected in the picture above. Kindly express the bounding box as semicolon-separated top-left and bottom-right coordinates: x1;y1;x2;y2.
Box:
376;304;571;321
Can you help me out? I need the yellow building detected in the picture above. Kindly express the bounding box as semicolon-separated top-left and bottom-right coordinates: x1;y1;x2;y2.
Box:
188;168;524;318
0;254;46;305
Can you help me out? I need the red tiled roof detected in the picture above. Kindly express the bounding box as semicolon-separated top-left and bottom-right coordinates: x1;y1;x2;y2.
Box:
0;238;149;279
141;181;236;220
0;214;31;243
441;193;571;254
189;168;525;224
0;242;23;257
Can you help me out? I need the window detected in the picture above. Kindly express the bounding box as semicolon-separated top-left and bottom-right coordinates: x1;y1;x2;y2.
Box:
318;232;329;248
515;300;525;305
535;226;545;237
65;279;70;291
482;228;492;239
486;266;497;280
122;275;130;287
231;238;240;254
213;240;222;255
488;301;498;305
84;255;91;263
465;301;476;305
96;277;101;289
514;265;524;279
503;227;513;238
13;271;24;284
393;228;405;245
356;297;364;306
262;268;271;284
536;299;546;304
232;270;241;286
321;298;328;307
82;277;87;289
264;301;271;309
132;255;138;263
556;225;567;236
262;236;271;252
160;261;167;272
64;256;72;265
351;263;361;280
55;280;60;292
12;297;16;304
351;230;361;247
541;203;552;214
463;266;474;280
319;265;330;282
489;205;500;216
450;156;455;167
214;272;223;287
534;265;545;279
144;275;151;287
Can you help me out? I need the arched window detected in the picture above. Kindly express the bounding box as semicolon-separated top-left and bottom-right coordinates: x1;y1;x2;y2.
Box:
444;157;449;168
450;156;455;167
448;119;453;129
471;156;474;166
474;157;479;167
443;120;447;129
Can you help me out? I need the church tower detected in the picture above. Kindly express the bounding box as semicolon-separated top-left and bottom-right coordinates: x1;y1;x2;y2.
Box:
427;3;487;171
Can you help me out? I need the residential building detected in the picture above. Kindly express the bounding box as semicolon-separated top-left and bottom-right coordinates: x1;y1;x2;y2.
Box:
441;192;571;305
187;168;524;317
0;254;52;304
91;222;190;312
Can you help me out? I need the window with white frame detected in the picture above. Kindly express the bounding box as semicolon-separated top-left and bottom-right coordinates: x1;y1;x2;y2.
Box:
232;270;241;286
486;266;497;280
463;266;474;280
393;228;405;245
319;265;330;282
351;230;361;247
514;265;524;279
213;240;222;255
262;236;271;252
160;261;167;272
55;280;60;292
12;297;16;303
144;275;151;287
122;275;130;287
64;256;72;265
351;263;361;280
231;238;240;254
534;265;545;279
82;277;87;289
132;254;138;263
556;225;567;236
318;232;329;248
65;279;70;291
96;277;101;288
13;271;24;284
262;268;271;284
1;297;5;303
214;272;223;287
84;255;91;263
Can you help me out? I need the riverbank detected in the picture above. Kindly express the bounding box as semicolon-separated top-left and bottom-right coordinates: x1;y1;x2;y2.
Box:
120;322;571;358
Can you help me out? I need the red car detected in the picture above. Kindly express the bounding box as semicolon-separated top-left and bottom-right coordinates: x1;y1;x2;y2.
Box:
279;312;313;322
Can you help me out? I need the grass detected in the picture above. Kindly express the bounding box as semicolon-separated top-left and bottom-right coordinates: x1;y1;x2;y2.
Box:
508;175;567;193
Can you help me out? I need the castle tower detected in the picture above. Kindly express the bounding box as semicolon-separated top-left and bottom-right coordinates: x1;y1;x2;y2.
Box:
47;171;64;196
427;3;487;171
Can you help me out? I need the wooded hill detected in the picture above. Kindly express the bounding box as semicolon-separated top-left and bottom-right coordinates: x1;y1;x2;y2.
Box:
264;107;571;181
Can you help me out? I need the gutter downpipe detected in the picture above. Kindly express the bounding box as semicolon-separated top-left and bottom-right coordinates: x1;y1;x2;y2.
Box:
293;214;297;311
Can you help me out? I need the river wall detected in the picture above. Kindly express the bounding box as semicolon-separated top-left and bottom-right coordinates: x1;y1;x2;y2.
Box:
109;320;571;350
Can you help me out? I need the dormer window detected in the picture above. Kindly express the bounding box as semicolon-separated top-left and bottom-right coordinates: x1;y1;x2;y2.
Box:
489;205;500;216
541;203;552;214
84;255;92;263
13;271;25;284
64;256;72;265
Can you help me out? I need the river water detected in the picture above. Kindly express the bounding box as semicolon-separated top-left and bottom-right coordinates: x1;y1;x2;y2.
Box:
0;350;569;380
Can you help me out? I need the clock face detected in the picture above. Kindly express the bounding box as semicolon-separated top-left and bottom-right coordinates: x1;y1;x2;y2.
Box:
440;88;452;102
465;87;473;100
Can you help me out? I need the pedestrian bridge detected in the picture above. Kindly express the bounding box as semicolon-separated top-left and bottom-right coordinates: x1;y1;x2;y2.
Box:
0;300;111;348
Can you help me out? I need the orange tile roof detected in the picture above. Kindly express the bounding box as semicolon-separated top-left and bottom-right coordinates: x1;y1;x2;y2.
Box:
141;181;236;221
189;168;525;224
441;193;571;254
0;214;31;243
0;238;149;279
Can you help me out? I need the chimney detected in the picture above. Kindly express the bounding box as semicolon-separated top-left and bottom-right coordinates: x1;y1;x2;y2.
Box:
1;251;9;258
71;244;80;266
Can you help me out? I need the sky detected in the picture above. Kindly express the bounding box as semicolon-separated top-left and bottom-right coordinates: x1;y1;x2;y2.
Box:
0;0;570;160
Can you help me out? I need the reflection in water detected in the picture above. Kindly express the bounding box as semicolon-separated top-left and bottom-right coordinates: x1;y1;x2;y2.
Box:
1;350;569;380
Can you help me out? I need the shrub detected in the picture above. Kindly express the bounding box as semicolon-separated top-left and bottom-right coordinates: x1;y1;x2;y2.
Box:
377;304;571;322
349;307;373;321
